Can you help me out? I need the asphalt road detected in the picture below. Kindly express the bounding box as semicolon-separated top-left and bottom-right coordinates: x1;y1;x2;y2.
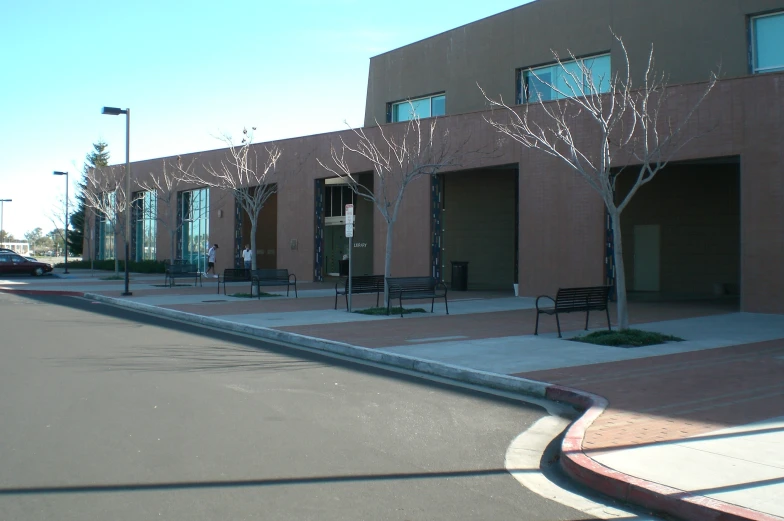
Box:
0;292;590;521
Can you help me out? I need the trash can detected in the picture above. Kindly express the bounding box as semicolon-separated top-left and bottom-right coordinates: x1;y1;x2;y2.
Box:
339;259;349;277
451;261;469;291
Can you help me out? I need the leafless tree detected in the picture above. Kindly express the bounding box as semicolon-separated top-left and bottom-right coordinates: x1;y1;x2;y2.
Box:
83;166;136;275
82;207;97;274
46;194;73;255
481;33;717;330
318;114;464;305
174;128;281;274
138;159;190;264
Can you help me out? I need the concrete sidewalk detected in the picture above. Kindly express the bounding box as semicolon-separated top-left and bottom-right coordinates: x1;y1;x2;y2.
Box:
2;269;782;521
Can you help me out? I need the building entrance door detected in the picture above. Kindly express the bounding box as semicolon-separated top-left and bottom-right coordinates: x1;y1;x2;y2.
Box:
324;225;348;276
633;224;661;291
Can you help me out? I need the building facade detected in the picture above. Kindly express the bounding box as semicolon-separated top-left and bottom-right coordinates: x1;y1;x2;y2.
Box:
93;0;784;313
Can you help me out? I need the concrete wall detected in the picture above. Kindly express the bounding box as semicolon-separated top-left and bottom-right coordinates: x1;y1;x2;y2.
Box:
442;168;517;290
618;163;741;296
353;173;375;275
365;0;784;125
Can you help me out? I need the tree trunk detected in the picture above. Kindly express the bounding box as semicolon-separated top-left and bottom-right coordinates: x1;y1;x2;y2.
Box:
114;227;119;275
171;211;178;263
250;218;258;271
87;236;93;276
169;230;176;265
610;210;629;330
383;220;395;307
250;216;258;296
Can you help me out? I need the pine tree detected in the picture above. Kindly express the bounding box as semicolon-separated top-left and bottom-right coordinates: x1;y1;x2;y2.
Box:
70;141;110;256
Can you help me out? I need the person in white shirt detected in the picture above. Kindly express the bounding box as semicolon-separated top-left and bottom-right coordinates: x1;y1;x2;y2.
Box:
206;244;218;277
242;244;253;270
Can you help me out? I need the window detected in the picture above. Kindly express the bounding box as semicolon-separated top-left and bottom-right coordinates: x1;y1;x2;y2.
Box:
389;93;446;123
179;187;209;271
519;54;611;103
751;12;784;74
133;191;157;261
325;184;357;218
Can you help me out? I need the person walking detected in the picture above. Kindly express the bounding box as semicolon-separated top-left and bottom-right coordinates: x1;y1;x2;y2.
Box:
242;244;253;271
206;244;219;277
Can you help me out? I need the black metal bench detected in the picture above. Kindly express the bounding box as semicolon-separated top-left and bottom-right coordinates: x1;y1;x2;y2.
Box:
386;276;448;317
335;274;384;310
164;263;202;288
251;269;297;298
220;268;252;295
535;285;612;338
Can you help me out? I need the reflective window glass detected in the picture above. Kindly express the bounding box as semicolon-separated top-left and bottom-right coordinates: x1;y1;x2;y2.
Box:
390;93;446;122
522;54;611;103
753;12;784;73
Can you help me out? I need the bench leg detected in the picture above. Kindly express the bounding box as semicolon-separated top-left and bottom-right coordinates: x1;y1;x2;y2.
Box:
294;283;298;298
334;293;338;310
535;311;540;335
431;298;435;313
555;312;562;338
444;296;449;315
605;307;612;332
585;309;590;330
345;294;349;311
376;292;380;308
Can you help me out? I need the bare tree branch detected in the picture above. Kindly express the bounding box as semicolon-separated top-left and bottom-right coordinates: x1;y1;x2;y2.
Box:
318;112;467;303
173;128;282;272
480;31;717;329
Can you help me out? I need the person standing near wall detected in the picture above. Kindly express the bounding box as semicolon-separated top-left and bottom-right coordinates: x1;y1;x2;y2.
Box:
206;244;218;277
242;244;253;271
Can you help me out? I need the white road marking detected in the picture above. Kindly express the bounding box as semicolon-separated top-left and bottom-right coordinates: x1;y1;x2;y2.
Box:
505;415;660;520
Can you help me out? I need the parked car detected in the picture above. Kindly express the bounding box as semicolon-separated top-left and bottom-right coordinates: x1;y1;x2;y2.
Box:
0;252;54;276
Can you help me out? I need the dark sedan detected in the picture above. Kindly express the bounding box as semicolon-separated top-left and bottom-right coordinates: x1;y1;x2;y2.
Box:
0;252;54;276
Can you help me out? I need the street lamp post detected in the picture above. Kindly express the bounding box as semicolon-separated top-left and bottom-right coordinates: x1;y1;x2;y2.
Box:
102;106;132;296
0;199;11;244
53;172;69;274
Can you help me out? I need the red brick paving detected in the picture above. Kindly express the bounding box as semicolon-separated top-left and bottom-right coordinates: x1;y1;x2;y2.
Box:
518;339;784;453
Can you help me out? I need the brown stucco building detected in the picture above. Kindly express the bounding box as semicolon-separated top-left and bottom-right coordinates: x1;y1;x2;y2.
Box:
94;0;784;314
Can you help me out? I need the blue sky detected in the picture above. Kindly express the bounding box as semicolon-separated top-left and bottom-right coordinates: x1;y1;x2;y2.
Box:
0;0;531;240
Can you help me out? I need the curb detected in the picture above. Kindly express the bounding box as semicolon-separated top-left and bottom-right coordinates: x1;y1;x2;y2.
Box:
82;292;550;399
549;385;783;521
0;288;84;297
26;290;782;521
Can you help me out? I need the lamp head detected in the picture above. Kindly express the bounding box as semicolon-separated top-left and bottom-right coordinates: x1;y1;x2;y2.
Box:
101;106;126;115
53;171;68;176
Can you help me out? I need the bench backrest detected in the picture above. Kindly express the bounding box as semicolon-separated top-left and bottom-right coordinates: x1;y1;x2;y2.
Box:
167;264;198;275
252;268;290;281
344;274;384;292
386;276;438;293
223;268;251;282
555;286;611;310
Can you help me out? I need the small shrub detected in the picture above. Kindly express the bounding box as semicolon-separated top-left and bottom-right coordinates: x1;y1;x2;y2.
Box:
355;306;427;316
570;329;683;348
231;292;279;298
